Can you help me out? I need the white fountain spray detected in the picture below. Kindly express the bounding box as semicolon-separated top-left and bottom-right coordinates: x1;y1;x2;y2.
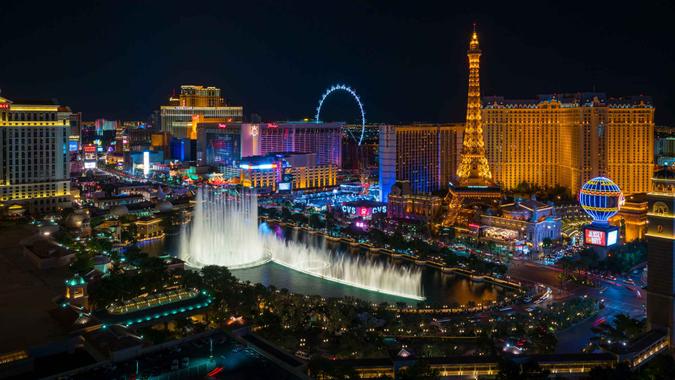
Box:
181;186;424;300
181;187;271;269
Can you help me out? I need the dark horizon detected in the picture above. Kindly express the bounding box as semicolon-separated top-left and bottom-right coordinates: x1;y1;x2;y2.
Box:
1;0;673;124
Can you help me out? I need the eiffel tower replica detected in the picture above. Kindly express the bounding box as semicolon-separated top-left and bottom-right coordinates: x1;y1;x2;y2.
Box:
443;26;501;227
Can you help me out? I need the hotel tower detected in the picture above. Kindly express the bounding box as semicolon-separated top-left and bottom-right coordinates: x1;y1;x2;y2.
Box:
0;96;72;214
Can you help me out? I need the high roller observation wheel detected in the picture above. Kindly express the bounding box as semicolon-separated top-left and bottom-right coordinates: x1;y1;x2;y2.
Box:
315;84;366;146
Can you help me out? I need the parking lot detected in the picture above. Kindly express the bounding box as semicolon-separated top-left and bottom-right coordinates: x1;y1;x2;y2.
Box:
70;331;289;380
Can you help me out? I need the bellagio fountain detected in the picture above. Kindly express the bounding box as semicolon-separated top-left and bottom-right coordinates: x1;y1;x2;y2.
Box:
180;187;424;300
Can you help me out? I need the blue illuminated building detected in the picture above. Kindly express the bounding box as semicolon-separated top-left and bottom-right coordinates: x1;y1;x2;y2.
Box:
170;138;196;161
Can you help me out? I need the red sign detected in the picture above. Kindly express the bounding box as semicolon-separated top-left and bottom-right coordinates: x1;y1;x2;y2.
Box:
584;229;606;246
358;207;370;217
0;103;10;110
83;145;97;153
218;123;227;128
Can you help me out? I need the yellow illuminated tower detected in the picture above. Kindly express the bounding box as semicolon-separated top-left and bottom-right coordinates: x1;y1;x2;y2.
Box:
456;25;493;185
443;26;501;227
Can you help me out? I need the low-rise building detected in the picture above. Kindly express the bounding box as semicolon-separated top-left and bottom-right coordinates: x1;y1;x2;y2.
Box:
239;153;337;193
93;194;145;210
22;237;74;270
480;199;562;250
611;192;648;243
134;217;164;241
386;181;443;222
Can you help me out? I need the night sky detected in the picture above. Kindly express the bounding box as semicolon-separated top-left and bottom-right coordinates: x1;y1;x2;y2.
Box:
1;1;673;124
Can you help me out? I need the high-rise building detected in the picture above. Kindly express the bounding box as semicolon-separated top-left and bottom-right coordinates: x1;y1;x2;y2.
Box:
0;96;72;214
646;166;675;348
160;85;243;139
378;123;464;202
196;121;343;168
241;122;342;167
196;122;242;166
342;124;379;173
483;93;654;195
655;126;675;166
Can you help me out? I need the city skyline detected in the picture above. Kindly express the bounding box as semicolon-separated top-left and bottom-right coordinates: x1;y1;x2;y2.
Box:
1;1;673;124
2;4;675;377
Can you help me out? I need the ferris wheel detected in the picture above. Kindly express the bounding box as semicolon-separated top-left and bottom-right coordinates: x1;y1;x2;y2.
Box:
315;84;366;145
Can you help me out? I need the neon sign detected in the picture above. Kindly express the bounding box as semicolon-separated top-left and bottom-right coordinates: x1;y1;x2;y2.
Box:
240;163;276;170
584;229;606;246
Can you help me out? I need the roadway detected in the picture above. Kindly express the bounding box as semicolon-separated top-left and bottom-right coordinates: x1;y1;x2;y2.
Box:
507;259;645;354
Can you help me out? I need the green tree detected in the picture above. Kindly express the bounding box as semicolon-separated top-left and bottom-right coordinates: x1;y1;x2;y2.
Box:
638;354;675;380
281;207;292;221
309;213;322;229
70;251;94;275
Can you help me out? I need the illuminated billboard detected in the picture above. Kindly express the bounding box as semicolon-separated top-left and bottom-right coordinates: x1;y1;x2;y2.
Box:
584;226;619;247
68;141;79;152
584;229;606;246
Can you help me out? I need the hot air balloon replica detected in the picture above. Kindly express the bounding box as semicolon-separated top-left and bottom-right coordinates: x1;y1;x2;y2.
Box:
578;177;624;257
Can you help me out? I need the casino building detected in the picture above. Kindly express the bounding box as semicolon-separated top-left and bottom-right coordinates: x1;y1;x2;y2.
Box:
480;199;561;251
0;96;72;214
646;166;675;349
238;152;337;193
378;123;464;202
197;121;343;168
160;85;243;139
483;93;654;195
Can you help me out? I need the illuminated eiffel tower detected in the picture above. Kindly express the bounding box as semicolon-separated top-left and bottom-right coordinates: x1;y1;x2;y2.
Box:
443;26;501;227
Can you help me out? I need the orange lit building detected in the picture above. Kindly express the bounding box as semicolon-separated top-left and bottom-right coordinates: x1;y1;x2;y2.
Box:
483;93;654;195
134;217;164;241
160;85;243;139
611;192;648;242
386;181;443;222
239;153;336;193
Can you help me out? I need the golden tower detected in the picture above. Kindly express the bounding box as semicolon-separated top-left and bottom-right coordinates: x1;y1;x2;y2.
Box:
456;25;493;185
443;26;501;227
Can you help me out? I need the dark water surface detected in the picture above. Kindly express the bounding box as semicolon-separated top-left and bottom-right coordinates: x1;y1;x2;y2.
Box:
140;227;510;306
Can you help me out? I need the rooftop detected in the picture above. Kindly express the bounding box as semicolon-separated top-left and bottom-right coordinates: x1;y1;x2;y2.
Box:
23;238;71;259
653;166;675;180
484;93;653;109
